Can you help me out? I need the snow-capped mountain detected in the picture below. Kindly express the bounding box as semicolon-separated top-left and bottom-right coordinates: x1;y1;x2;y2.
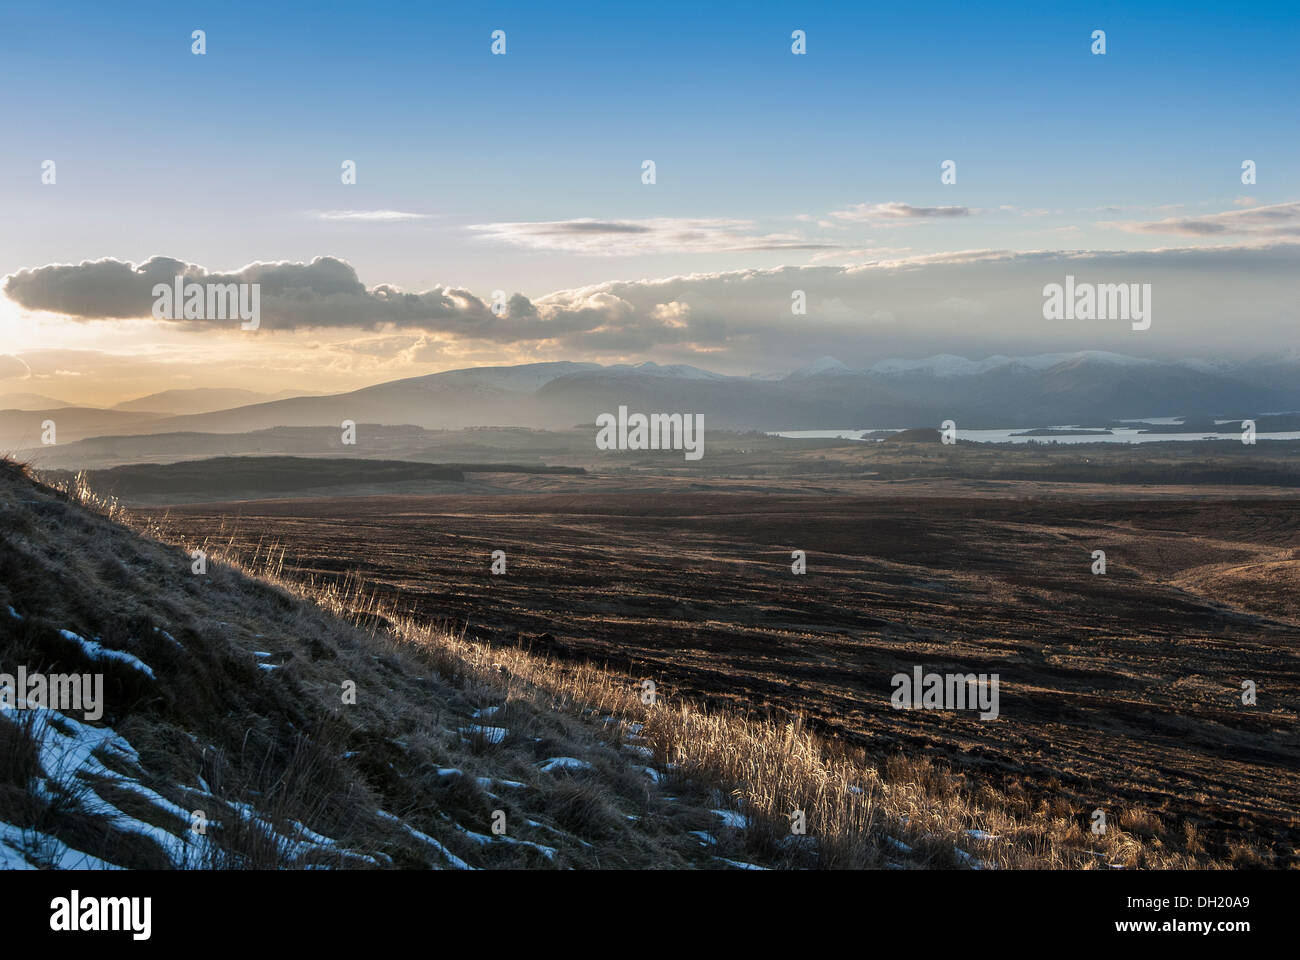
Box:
787;356;853;379
865;351;1152;378
779;350;1171;380
600;361;732;380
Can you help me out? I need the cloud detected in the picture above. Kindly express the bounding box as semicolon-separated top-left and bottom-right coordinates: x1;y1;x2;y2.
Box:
468;218;836;255
5;244;1299;371
650;301;691;328
1104;201;1300;237
5;257;193;319
934;296;988;317
0;347;180;387
316;210;433;221
808;246;914;264
0;354;31;380
1;256;675;348
829;202;973;223
4;256;497;332
1083;203;1184;215
996;205;1053;217
527;241;1300;364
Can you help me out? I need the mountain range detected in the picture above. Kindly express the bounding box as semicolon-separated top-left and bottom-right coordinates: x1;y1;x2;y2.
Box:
3;352;1299;454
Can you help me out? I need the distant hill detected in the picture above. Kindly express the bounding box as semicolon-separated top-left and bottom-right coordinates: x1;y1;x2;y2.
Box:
0;392;73;411
0;407;164;450
35;454;586;502
14;423;599;471
113;387;304;415
148;353;1300;436
42;456;466;497
885;427;943;443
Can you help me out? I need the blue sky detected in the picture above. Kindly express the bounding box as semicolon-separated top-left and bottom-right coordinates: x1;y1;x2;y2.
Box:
1;1;1297;400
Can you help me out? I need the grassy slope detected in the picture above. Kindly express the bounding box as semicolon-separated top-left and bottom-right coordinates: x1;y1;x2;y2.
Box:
0;459;1257;869
0;459;734;868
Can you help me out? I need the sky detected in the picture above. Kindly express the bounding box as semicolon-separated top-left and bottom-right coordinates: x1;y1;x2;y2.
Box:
1;1;1297;405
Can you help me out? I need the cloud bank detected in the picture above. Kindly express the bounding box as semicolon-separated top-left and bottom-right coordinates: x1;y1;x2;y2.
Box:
5;242;1298;369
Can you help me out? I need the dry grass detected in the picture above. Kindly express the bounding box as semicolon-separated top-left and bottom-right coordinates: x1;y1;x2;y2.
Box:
198;527;1240;869
1;456;1269;869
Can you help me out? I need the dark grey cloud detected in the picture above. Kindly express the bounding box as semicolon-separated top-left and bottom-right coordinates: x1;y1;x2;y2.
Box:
4;256;504;332
4;257;193;319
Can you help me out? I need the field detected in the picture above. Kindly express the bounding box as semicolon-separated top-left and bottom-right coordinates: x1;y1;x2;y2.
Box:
142;472;1300;864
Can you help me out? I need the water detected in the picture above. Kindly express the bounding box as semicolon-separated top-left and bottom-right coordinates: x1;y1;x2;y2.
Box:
770;426;1300;445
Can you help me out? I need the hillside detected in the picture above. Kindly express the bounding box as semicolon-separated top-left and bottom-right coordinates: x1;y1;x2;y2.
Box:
1;456;1028;871
112;388;304;416
0;393;73;412
37;457;468;502
0;458;765;869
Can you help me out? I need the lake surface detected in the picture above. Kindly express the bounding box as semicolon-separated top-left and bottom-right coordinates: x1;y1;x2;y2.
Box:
770;426;1300;445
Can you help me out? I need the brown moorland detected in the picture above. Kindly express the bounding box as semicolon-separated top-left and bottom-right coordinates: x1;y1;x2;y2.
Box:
143;477;1300;867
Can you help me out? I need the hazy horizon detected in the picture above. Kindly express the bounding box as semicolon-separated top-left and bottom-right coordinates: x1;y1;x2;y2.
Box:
6;344;1300;412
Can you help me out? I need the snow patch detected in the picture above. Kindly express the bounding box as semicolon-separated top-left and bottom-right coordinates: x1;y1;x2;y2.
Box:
712;809;750;829
460;725;508;744
539;757;593;773
376;810;474;870
57;630;155;680
884;836;913;854
953;848;993;870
